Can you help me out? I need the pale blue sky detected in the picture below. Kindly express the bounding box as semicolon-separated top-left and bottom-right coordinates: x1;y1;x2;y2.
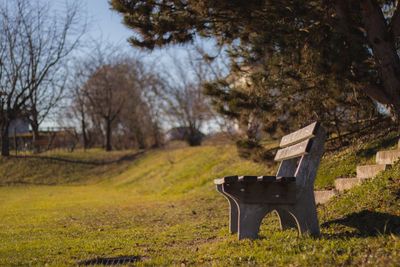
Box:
48;0;196;64
82;0;133;47
47;0;132;47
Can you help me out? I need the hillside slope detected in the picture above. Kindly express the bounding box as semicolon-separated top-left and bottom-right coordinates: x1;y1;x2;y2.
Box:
2;132;399;189
0;149;142;185
0;139;399;266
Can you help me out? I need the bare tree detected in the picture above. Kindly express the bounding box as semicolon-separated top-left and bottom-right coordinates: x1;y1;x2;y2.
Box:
68;71;92;150
61;58;96;151
140;77;165;148
66;47;165;151
72;43;157;151
117;65;165;149
84;64;129;151
157;47;226;146
22;1;85;152
0;1;28;156
0;0;84;156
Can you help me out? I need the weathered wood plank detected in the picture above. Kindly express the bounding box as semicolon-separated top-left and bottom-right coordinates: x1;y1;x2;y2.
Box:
276;176;296;182
258;176;276;182
223;181;297;204
214;175;238;185
279;122;319;148
239;176;258;183
274;139;312;161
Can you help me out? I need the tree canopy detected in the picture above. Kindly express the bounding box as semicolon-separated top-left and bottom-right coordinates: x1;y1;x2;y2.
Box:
111;1;399;103
110;0;400;145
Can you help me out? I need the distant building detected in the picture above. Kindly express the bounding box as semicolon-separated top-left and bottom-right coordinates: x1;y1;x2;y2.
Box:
8;118;30;137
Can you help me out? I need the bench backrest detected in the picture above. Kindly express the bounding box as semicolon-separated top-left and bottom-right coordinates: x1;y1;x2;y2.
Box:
274;122;326;188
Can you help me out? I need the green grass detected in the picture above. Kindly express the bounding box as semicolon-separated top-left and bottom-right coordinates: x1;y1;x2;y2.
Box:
0;149;139;185
315;131;399;188
0;139;399;266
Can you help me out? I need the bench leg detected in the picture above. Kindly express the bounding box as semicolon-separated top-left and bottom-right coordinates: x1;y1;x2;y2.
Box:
227;197;239;234
289;190;320;236
275;208;297;230
216;184;239;233
237;203;271;240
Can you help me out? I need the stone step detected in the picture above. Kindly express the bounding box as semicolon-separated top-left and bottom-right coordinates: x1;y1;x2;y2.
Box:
356;164;387;179
376;150;400;165
334;177;364;192
314;190;336;204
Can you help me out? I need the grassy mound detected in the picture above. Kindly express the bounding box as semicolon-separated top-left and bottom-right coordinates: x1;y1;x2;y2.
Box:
0;149;141;185
0;139;399;266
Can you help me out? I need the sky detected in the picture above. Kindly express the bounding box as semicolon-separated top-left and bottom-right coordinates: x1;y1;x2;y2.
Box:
48;0;134;49
0;0;127;41
47;0;198;67
82;0;134;48
80;0;198;67
39;0;223;130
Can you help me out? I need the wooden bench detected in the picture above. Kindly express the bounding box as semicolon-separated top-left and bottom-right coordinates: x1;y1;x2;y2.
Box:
214;122;326;239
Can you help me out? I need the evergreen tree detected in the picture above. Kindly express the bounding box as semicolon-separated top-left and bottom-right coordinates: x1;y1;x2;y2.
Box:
110;0;397;149
110;0;399;111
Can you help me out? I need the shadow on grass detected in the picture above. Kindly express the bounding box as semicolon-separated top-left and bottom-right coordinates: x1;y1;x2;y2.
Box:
78;255;141;266
321;210;400;237
9;151;145;166
356;135;399;159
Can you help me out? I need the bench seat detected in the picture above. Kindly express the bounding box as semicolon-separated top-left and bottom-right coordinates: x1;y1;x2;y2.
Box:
214;175;296;184
215;175;297;204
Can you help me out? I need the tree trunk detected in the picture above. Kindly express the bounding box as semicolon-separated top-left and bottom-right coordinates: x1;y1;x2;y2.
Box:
333;0;400;116
1;121;10;157
333;114;344;146
360;0;400;117
186;126;202;146
105;118;112;151
152;121;163;148
31;121;40;153
135;128;146;149
81;118;88;151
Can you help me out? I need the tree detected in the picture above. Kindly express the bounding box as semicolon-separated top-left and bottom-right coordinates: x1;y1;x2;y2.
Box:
68;76;92;150
0;1;27;156
69;42;162;151
110;0;400;121
83;64;132;151
205;61;380;142
0;0;84;156
22;1;84;153
156;48;224;146
110;61;162;150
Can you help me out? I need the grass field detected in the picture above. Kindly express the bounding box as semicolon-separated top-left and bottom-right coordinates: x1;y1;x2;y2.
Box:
0;139;399;266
